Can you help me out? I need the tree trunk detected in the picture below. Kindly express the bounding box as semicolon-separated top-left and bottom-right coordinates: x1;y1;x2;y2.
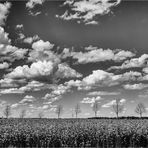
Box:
95;111;97;117
117;112;119;119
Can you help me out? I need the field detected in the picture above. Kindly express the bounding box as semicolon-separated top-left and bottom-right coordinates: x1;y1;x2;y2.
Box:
0;118;148;147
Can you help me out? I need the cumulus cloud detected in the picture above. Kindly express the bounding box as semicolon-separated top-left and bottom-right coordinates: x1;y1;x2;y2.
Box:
65;70;142;90
16;24;23;30
0;2;11;26
62;47;135;64
5;60;82;83
88;91;120;96
26;0;45;9
0;44;28;62
85;20;98;25
0;27;28;64
0;78;26;88
56;0;121;25
108;54;148;70
19;95;35;105
0;88;24;94
0;62;9;69
32;39;54;51
5;60;55;80
81;96;102;104
28;39;58;62
0;26;10;44
11;103;19;109
23;35;40;44
56;63;82;78
139;67;148;81
19;80;48;92
42;84;71;104
102;98;126;108
123;83;148;90
0;80;53;94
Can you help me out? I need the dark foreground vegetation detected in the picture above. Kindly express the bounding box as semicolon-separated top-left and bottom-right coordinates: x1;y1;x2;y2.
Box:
0;118;148;147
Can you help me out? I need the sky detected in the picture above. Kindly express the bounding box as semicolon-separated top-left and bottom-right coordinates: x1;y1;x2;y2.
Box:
1;0;148;118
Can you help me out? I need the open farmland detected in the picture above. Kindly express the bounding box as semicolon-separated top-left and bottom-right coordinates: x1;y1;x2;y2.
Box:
0;118;148;147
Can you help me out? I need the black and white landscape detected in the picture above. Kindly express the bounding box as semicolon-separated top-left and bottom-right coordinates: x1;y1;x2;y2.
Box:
0;0;148;147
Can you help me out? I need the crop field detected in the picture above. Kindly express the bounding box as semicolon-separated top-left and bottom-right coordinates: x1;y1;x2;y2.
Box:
0;118;148;147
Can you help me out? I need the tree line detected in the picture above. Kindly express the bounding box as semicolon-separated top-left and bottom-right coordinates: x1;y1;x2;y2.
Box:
1;99;147;119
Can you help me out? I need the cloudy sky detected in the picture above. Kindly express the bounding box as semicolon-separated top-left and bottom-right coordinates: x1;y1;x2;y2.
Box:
0;0;148;118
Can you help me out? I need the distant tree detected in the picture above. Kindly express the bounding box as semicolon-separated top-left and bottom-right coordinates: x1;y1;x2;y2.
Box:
20;109;26;118
112;99;124;119
135;102;146;118
38;112;44;118
55;105;63;119
3;105;11;118
75;103;81;118
92;100;100;117
71;109;74;118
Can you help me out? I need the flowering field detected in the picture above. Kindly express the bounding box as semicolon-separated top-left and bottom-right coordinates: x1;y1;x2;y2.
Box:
0;118;148;147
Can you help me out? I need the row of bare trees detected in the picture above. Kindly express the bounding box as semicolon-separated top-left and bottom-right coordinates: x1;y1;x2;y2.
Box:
112;99;146;118
55;99;147;119
1;100;147;119
55;103;81;119
2;105;45;119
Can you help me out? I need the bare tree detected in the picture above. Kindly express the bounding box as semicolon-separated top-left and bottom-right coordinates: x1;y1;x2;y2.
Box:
112;99;124;118
38;112;44;118
55;105;63;119
75;103;81;118
135;102;146;118
92;100;100;117
3;105;11;118
71;109;74;118
20;109;26;118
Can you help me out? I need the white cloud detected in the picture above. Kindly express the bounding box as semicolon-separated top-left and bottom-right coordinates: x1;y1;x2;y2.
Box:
18;33;25;40
43;84;71;104
28;39;58;62
0;2;11;26
0;62;9;69
5;60;81;83
16;24;23;30
26;0;45;9
19;95;35;104
56;0;121;25
123;83;148;90
62;47;135;64
0;26;10;44
88;91;120;96
0;80;54;94
0;88;24;94
102;100;115;108
102;98;126;108
0;78;25;88
11;103;19;109
143;67;148;74
19;80;47;92
32;39;54;51
85;20;98;25
66;70;142;90
5;60;54;80
56;63;82;78
83;70;113;86
81;96;102;104
23;35;39;44
0;44;28;62
108;54;148;70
